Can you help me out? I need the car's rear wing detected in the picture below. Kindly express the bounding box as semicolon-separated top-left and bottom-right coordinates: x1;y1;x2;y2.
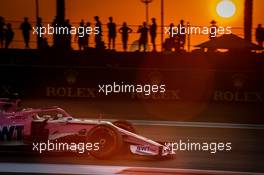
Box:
0;98;21;112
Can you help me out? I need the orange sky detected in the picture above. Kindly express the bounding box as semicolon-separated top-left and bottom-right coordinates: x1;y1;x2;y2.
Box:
0;0;263;50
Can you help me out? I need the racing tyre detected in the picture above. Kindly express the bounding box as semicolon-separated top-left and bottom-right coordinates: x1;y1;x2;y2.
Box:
87;124;123;159
112;120;136;133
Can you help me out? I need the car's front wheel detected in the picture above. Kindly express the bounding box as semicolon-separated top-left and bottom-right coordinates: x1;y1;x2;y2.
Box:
87;124;123;159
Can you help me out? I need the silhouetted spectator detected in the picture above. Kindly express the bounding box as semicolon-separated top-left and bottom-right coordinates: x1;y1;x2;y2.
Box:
107;17;116;50
42;37;49;49
5;23;14;49
150;18;157;52
163;23;178;51
84;22;91;49
76;20;85;50
168;23;175;38
52;16;59;47
178;19;186;50
119;22;132;51
94;16;103;49
0;16;5;48
20;17;32;48
36;17;43;49
65;19;72;49
256;24;264;47
209;20;218;39
137;22;148;52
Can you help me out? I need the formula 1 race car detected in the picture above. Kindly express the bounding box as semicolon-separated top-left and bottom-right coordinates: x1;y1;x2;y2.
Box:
0;102;171;159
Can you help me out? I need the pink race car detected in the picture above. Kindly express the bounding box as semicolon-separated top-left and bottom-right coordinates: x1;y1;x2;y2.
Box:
0;102;171;159
0;98;21;112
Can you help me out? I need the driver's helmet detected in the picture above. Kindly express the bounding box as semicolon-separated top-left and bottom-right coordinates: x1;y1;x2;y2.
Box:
53;113;63;120
57;113;63;119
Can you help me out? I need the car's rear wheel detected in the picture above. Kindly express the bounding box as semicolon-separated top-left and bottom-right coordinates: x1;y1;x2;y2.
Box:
87;124;122;159
112;120;136;133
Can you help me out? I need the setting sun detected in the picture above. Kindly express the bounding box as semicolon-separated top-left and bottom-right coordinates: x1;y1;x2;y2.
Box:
216;0;236;18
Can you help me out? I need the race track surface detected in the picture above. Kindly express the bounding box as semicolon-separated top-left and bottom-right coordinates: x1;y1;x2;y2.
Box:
1;124;263;173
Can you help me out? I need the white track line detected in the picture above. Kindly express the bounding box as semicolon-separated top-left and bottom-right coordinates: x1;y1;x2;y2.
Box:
0;163;262;175
128;120;264;130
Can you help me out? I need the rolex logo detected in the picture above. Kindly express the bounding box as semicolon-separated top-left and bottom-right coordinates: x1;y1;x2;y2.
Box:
232;74;246;89
64;69;78;85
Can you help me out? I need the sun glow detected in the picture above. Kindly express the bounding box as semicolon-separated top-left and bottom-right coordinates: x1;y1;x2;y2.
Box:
216;0;236;18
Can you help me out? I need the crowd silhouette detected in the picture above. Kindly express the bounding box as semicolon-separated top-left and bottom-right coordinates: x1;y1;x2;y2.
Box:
256;24;264;47
75;19;86;50
119;22;132;51
0;16;14;49
163;20;187;52
107;16;116;50
20;17;32;48
138;22;149;52
0;15;263;51
150;18;157;52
